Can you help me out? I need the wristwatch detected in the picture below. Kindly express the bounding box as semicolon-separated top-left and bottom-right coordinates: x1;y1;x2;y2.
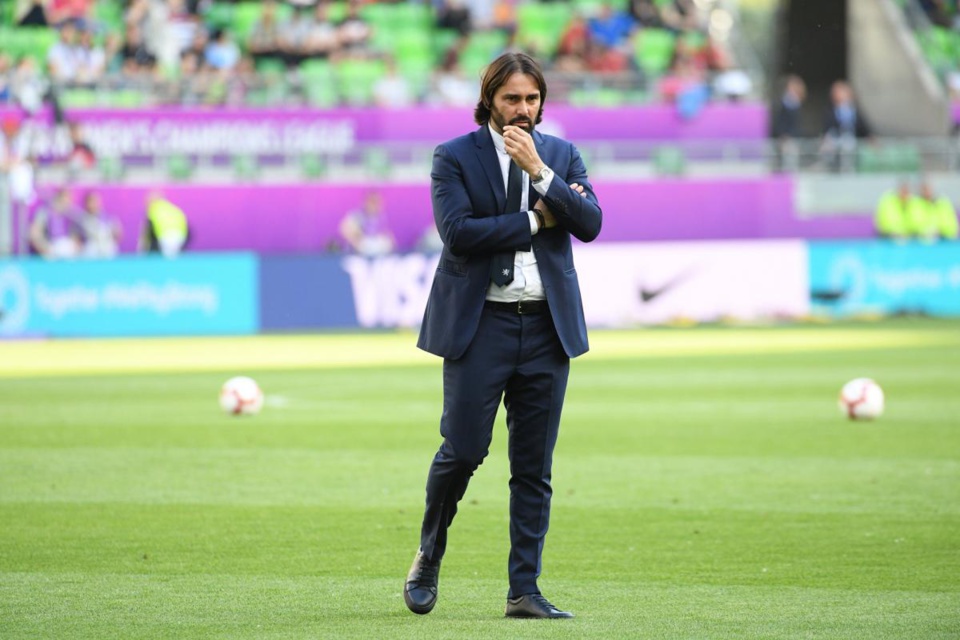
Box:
532;166;551;185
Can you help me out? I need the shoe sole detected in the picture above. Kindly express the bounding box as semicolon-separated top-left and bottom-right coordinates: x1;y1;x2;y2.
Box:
404;592;436;615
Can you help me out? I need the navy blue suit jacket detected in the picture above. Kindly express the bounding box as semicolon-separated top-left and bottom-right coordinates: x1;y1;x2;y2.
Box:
417;126;602;360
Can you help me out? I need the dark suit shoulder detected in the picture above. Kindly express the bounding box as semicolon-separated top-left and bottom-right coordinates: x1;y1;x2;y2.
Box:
437;130;483;154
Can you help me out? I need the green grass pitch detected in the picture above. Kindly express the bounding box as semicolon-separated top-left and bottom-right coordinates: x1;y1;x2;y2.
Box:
1;319;958;639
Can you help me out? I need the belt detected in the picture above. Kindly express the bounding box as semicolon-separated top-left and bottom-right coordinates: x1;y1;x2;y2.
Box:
484;299;549;315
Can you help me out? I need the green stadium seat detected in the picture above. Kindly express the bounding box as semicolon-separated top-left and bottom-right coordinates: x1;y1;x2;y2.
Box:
461;29;507;63
108;90;144;109
167;155;195;181
60;88;100;108
652;145;686;176
231;2;264;43
431;28;462;62
363;147;391;178
857;143;920;173
98;156;125;182
516;3;571;57
203;2;234;31
233;154;260;180
301;154;327;179
334;58;386;106
634;28;676;77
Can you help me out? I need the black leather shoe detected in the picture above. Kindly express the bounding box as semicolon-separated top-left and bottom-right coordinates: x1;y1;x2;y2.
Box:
404;549;441;615
505;593;574;619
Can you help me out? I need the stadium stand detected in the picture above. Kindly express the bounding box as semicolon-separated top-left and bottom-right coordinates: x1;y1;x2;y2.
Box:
1;0;754;108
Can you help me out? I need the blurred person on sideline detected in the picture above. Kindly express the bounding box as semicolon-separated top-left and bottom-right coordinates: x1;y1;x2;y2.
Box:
29;187;83;259
339;191;395;256
78;190;122;258
65;121;96;174
403;52;601;620
140;191;190;257
821;79;872;172
874;180;913;241
772;74;807;172
1;115;39;254
913;180;959;242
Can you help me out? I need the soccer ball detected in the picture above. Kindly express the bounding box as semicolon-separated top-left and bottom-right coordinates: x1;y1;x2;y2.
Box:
219;376;264;416
838;378;884;420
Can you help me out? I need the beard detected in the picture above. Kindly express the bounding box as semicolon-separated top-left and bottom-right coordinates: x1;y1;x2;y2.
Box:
490;106;536;134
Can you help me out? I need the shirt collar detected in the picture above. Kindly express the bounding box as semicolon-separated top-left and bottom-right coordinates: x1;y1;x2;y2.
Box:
488;123;507;156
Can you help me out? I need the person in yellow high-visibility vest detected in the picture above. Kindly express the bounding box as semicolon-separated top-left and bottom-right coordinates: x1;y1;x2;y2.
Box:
915;181;958;242
139;191;190;257
874;181;912;240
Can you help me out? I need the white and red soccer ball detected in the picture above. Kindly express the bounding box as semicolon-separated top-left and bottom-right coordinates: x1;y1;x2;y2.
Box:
838;378;884;420
219;376;264;416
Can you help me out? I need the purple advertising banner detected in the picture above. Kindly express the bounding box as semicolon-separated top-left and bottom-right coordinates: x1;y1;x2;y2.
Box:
0;103;767;158
37;176;872;256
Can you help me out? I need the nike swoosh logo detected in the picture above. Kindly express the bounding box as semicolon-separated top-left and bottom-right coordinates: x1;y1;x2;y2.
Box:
638;268;695;304
810;288;848;302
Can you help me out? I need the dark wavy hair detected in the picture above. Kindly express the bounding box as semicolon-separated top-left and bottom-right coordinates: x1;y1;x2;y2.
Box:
473;52;547;126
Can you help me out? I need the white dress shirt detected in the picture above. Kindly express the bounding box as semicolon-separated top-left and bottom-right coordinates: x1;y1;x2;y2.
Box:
486;124;554;302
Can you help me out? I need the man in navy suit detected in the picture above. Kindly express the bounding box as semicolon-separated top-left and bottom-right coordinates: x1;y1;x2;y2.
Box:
404;52;602;619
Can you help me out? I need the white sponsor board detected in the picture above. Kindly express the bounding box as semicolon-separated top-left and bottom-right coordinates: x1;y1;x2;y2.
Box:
575;240;810;326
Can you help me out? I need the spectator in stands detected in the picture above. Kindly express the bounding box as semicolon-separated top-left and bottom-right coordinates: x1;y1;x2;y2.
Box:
47;0;94;26
65;120;96;174
75;27;107;86
659;0;702;33
430;48;477;107
772;74;806;172
874;181;913;241
437;0;473;37
587;2;636;50
659;51;709;119
29;187;83;259
174;49;207;105
18;0;50;26
47;20;83;85
584;39;632;74
554;13;590;73
205;28;241;71
120;23;158;76
337;0;373;57
278;4;314;67
821;79;872;173
0;55;12;104
140;191;190;258
339;191;396;257
627;0;664;28
11;57;47;115
374;56;416;108
247;0;284;64
305;1;342;61
78;190;122;258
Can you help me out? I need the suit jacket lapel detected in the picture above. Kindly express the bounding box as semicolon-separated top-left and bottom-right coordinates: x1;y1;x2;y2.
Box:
528;130;546;207
474;126;506;215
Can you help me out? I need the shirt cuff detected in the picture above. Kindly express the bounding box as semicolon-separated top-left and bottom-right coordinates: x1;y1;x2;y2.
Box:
532;167;554;196
527;210;539;235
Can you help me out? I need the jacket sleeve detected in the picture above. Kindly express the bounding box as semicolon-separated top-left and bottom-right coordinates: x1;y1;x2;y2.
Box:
430;143;532;256
539;143;602;243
